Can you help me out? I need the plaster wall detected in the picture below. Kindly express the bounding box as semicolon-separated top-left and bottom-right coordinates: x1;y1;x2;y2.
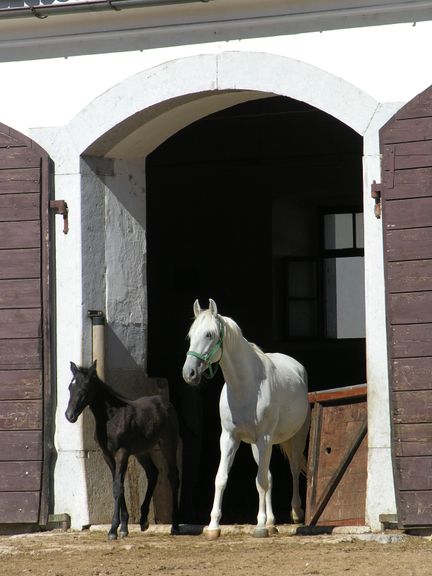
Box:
29;46;413;530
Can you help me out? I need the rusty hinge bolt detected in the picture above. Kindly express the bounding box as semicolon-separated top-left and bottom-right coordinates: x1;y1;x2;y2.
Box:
50;200;69;234
371;180;381;219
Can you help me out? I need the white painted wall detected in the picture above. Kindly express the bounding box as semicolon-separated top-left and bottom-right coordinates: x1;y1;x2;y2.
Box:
22;20;432;530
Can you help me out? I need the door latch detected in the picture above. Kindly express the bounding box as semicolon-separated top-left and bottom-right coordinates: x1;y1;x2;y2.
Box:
49;200;69;234
371;181;381;219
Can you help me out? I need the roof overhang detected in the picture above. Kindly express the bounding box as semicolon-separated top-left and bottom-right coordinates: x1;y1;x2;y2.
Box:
1;1;432;62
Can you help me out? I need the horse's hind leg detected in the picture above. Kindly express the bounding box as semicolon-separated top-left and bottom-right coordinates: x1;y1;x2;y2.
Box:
136;453;158;532
280;410;310;524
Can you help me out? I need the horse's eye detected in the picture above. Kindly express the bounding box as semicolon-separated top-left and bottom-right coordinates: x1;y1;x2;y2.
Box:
206;332;213;339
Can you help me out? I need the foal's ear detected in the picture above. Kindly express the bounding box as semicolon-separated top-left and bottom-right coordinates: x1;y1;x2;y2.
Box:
193;299;201;318
209;298;218;317
89;360;97;377
70;362;78;376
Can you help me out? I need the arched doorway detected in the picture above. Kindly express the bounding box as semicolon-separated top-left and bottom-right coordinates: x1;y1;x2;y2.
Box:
146;95;365;523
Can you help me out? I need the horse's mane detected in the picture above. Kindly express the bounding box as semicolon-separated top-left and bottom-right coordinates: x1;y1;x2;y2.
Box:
190;311;266;358
77;365;132;405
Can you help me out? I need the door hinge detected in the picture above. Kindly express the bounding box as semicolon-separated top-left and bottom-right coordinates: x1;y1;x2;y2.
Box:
371;181;381;219
49;200;69;234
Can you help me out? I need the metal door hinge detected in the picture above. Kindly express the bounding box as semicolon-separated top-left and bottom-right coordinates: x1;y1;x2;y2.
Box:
50;200;69;234
371;181;381;219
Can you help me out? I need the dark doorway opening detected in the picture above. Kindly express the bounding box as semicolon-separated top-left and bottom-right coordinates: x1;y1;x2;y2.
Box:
146;95;365;524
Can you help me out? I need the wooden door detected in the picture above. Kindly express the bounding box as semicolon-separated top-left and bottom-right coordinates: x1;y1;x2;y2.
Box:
380;85;432;528
0;123;53;526
305;385;367;526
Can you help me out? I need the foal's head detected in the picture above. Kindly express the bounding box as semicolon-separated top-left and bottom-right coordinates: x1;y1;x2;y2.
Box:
65;361;98;423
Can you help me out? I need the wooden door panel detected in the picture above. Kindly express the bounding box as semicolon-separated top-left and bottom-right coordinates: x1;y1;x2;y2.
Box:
381;83;432;527
0;123;52;526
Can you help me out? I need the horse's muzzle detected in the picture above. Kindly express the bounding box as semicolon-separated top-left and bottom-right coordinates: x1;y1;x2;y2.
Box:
65;409;78;423
182;364;202;386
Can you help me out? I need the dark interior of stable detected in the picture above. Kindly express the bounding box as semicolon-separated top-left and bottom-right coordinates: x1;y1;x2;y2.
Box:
146;95;365;524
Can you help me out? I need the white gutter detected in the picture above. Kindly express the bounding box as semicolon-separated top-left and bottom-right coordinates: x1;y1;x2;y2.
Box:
0;0;211;20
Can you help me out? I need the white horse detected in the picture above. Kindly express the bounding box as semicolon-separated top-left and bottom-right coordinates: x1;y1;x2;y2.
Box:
182;299;310;539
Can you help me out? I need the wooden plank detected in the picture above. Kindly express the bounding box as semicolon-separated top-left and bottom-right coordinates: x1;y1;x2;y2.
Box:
382;117;432;145
0;400;42;430
394;424;432;457
387;260;432;293
0;279;41;309
0;492;40;523
0;168;40;195
0;221;40;249
0;461;41;492
384;197;432;230
0;194;40;222
392;358;432;391
0;430;42;460
383;167;432;200
0;148;40;170
0;339;41;370
383;141;432;171
399;491;432;526
385;228;432;262
397;456;432;490
391;324;432;358
0;249;40;280
0;310;41;339
0;129;25;149
393;390;432;424
308;384;366;404
390;292;432;325
0;370;41;400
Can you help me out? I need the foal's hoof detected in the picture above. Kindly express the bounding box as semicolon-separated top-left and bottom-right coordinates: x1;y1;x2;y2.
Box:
140;521;149;532
119;531;128;539
204;527;221;540
253;527;269;538
108;532;118;541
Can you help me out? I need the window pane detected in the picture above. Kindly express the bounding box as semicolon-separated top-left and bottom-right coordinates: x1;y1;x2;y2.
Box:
355;212;364;249
324;213;353;250
288;301;317;338
287;261;316;298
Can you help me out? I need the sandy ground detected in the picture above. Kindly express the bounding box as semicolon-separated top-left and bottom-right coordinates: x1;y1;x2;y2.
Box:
0;526;431;576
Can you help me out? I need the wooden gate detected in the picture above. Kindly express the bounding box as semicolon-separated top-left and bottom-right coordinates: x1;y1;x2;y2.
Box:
0;123;53;526
380;85;432;528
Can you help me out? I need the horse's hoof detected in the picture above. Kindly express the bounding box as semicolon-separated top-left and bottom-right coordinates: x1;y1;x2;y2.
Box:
267;525;279;536
108;532;118;541
140;521;149;532
204;527;221;540
253;527;269;538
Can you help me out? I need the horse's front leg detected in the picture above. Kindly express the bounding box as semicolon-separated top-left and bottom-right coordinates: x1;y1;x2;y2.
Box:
254;436;273;538
251;444;276;535
206;429;239;540
109;449;129;540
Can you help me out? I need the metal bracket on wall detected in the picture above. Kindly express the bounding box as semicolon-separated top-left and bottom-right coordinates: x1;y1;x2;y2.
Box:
371;181;381;219
49;200;69;234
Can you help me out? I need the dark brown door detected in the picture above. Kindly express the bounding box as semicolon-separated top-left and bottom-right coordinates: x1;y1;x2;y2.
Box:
0;123;53;526
380;86;432;528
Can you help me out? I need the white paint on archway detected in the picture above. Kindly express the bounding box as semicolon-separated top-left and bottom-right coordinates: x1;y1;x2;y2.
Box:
32;51;396;531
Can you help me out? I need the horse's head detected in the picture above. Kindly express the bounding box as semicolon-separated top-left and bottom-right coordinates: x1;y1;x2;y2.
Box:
182;298;224;386
65;361;98;423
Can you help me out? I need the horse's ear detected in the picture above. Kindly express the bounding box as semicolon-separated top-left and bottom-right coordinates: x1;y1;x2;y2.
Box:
70;362;78;376
209;299;218;317
89;360;97;377
193;299;201;318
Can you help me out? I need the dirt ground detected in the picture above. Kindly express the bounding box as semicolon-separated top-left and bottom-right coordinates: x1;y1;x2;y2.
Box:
0;526;431;576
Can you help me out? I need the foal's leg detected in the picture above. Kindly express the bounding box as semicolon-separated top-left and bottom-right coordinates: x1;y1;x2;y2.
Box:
253;437;273;538
251;444;277;535
109;448;130;540
135;453;158;532
206;429;239;539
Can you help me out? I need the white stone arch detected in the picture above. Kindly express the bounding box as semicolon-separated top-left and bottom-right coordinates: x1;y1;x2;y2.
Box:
32;51;395;531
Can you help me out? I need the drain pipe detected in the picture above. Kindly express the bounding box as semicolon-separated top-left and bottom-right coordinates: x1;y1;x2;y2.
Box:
87;310;106;382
